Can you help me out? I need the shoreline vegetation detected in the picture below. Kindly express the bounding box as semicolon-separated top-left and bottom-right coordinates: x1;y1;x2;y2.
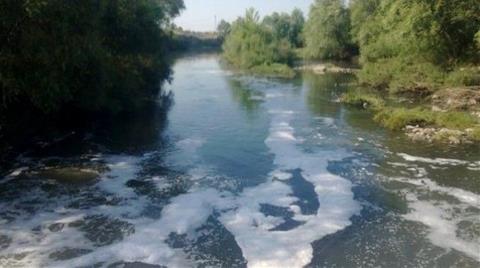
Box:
0;0;186;116
221;8;304;78
220;0;480;144
0;0;186;161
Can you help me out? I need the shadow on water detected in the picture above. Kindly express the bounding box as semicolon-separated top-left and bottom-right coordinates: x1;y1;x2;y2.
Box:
0;91;174;175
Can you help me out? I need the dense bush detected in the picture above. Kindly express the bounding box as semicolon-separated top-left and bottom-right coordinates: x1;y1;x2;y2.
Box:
350;0;480;91
223;9;294;67
0;0;184;114
304;0;355;60
222;9;295;77
263;9;305;48
374;108;478;130
217;20;232;42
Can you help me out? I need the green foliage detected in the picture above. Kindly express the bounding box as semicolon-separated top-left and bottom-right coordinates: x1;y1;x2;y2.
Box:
222;8;294;73
445;67;480;87
374;107;478;130
469;127;480;141
263;9;305;48
0;0;184;114
374;108;435;130
249;63;296;78
350;0;380;45
476;31;480;49
341;90;385;110
359;57;445;92
217;20;231;41
435;112;479;129
304;0;355;60
352;0;480;91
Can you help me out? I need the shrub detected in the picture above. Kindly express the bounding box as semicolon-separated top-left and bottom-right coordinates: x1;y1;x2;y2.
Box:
435;112;479;129
249;63;296;78
223;9;293;70
445;67;480;87
0;0;184;114
304;0;355;60
374;108;435;130
341;90;385;110
374;108;478;130
358;57;445;93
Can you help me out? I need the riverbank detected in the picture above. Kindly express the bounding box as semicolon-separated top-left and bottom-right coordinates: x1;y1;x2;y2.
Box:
295;62;358;75
341;86;480;144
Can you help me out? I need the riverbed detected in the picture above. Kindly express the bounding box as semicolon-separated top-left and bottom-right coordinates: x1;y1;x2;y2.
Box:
0;54;479;267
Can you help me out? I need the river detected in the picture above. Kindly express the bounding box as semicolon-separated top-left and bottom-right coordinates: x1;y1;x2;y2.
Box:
0;54;479;267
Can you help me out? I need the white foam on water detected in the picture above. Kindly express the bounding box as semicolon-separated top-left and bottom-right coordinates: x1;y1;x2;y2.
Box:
249;95;265;101
0;84;357;267
166;138;205;168
265;92;285;99
392;177;480;207
175;138;205;154
97;156;140;199
218;108;360;268
0;167;29;185
0;156;142;266
389;177;480;261
63;105;359;268
397;153;480;167
403;194;480;261
53;188;235;268
271;170;293;181
0;202;91;265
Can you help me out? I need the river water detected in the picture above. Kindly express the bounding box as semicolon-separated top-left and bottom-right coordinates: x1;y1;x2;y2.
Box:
1;54;479;267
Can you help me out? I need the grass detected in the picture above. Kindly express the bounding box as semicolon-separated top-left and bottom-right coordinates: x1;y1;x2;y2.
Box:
358;58;445;93
342;87;480;143
469;127;480;141
249;63;296;78
445;67;480;87
374;108;435;130
373;107;478;130
435;112;479;129
341;90;385;110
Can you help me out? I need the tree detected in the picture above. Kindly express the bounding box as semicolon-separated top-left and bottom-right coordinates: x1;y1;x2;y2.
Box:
262;9;305;48
304;0;354;60
352;0;480;90
290;8;306;47
223;8;292;69
217;20;231;41
349;0;380;45
0;0;185;113
476;31;480;50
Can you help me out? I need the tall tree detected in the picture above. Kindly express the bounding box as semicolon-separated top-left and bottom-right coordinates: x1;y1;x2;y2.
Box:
0;0;184;113
223;8;292;68
304;0;354;60
217;20;231;41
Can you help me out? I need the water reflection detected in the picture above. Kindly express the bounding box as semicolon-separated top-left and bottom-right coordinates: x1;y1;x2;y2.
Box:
304;72;354;117
227;78;264;115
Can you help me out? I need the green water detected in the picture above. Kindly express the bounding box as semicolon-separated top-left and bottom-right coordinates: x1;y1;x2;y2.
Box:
0;54;479;267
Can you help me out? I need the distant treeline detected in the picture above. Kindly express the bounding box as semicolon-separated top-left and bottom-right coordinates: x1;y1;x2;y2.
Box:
171;29;222;51
221;0;480;89
0;0;184;116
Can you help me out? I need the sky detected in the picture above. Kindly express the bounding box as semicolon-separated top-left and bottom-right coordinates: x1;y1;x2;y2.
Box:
174;0;314;32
